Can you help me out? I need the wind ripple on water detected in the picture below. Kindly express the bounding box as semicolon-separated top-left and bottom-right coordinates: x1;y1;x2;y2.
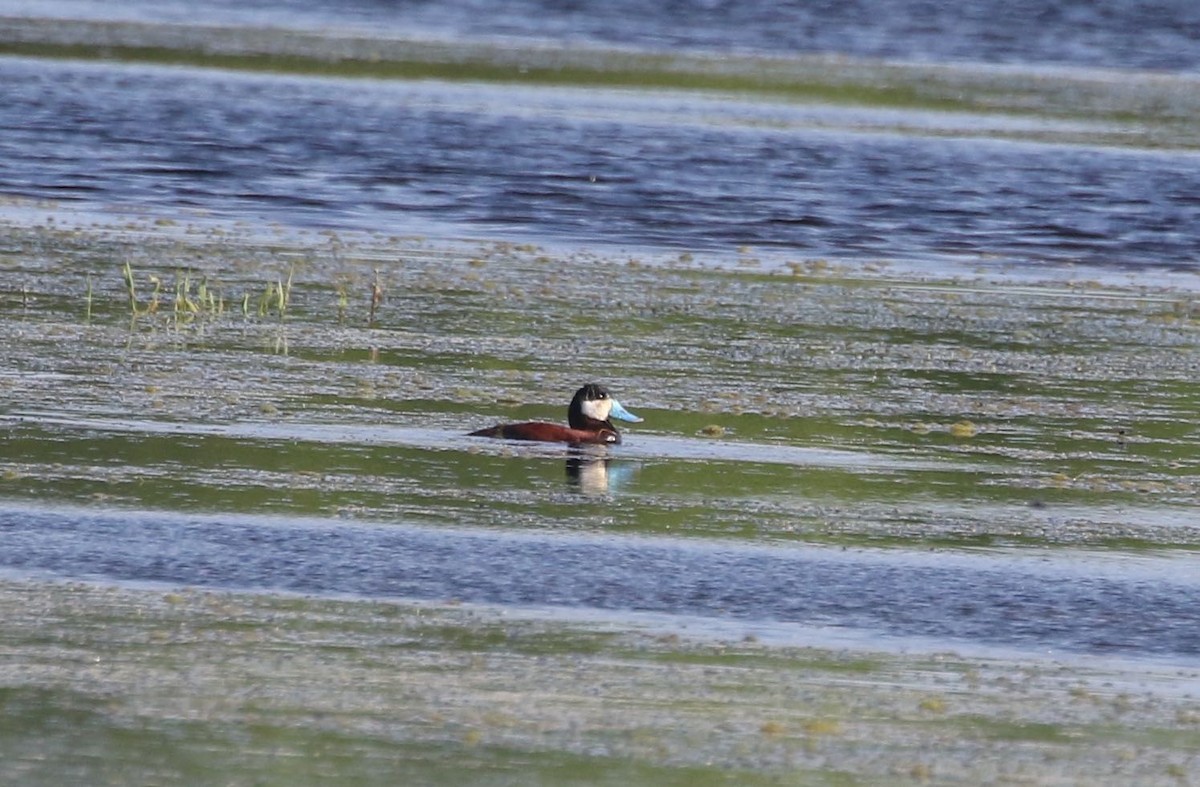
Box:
5;59;1200;270
2;504;1198;660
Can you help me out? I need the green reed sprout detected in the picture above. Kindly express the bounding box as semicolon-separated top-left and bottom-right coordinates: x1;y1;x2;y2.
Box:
335;280;349;324
368;268;384;326
174;271;200;315
122;260;138;314
253;264;295;319
280;263;295;318
122;263;230;322
257;281;276;317
121;261;161;315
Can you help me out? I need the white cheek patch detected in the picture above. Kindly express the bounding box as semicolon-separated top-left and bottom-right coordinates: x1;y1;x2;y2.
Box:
580;398;611;422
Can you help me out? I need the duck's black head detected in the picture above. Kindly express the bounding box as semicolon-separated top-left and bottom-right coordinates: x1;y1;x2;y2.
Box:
567;383;642;430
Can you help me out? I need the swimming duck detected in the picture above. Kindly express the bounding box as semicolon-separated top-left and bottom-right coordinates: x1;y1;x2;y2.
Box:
469;383;642;445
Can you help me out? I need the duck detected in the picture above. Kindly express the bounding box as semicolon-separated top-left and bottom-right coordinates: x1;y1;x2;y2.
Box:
469;383;642;445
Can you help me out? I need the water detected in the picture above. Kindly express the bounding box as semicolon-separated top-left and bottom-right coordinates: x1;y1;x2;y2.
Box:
10;0;1200;71
4;502;1200;659
4;2;1200;271
2;255;1198;660
3;4;1200;779
5;57;1200;270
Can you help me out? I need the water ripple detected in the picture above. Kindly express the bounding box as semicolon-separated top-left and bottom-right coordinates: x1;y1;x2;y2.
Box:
4;59;1200;270
3;503;1199;660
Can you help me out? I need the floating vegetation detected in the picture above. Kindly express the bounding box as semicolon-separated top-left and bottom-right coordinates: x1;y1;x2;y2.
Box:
949;420;980;439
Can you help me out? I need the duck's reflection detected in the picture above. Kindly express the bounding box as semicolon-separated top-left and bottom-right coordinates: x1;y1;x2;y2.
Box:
565;452;639;496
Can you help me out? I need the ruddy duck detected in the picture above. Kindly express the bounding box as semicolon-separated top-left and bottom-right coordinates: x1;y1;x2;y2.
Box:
469;383;642;445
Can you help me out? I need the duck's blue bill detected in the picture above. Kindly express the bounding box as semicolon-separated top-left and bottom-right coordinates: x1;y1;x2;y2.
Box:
609;399;643;423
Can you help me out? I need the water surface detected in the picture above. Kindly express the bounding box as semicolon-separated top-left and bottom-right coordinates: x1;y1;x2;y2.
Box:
2;4;1200;780
8;0;1200;71
4;57;1200;270
4;502;1200;660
